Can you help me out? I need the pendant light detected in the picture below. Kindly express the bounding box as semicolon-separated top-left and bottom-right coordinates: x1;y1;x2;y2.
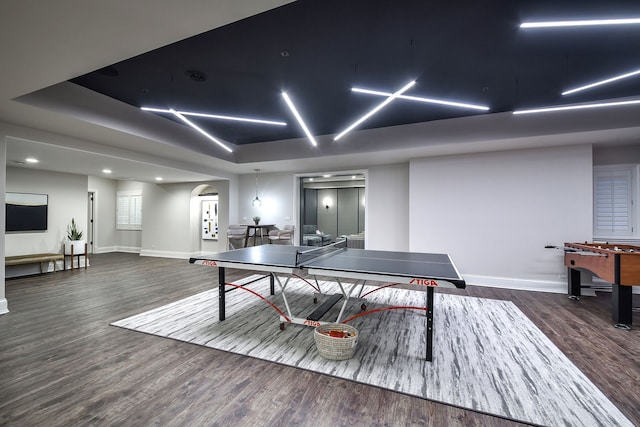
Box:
252;169;262;207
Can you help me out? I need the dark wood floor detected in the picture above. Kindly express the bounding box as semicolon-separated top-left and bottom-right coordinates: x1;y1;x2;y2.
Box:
1;253;638;426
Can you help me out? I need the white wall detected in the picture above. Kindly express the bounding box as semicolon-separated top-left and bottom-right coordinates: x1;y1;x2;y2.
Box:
0;139;6;313
114;180;143;251
593;144;640;165
88;175;117;252
228;175;240;224
409;145;593;293
0;137;621;308
366;164;410;251
5;172;237;262
238;172;295;229
139;180;233;258
140;182;193;258
5;167;88;276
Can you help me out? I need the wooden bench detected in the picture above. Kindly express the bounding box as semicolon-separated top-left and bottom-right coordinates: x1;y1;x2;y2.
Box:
6;253;65;273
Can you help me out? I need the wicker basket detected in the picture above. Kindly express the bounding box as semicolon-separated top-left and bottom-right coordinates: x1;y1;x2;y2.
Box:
314;323;359;360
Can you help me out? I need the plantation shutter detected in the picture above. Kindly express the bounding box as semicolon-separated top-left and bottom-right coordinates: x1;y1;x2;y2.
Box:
130;194;142;226
117;190;142;230
593;167;633;236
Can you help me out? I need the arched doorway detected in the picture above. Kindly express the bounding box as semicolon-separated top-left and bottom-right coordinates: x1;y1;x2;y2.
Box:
190;183;228;255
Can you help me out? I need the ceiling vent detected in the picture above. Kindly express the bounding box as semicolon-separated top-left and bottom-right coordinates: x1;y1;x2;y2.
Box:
185;70;208;82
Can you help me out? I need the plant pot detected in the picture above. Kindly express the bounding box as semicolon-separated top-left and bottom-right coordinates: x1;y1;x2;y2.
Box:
65;240;86;255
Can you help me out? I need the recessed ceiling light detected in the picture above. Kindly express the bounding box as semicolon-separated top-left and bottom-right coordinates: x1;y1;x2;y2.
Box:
155;177;163;181
521;18;640;29
25;158;39;163
102;169;112;174
334;80;416;141
323;174;331;178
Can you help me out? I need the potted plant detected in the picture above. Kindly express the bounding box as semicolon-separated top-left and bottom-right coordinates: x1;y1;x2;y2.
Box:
64;218;86;256
252;216;260;225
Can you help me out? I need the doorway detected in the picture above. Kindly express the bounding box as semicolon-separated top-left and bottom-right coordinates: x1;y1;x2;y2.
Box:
298;172;366;246
87;191;95;254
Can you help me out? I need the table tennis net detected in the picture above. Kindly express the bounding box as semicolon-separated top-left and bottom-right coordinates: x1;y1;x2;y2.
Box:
295;238;347;266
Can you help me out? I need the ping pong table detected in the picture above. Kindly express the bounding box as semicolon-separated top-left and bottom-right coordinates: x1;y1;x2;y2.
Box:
189;240;466;361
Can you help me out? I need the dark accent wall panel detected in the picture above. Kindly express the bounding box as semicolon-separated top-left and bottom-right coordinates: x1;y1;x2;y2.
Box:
358;187;365;233
304;188;318;226
317;188;337;237
338;188;358;236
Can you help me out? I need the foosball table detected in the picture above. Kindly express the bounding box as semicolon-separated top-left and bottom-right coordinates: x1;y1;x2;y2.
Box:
563;242;639;328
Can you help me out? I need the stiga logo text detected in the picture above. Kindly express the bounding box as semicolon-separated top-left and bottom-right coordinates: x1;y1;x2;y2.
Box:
202;260;217;267
409;278;438;286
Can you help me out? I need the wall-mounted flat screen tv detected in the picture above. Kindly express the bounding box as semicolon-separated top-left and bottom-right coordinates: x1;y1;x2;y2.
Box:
6;192;48;232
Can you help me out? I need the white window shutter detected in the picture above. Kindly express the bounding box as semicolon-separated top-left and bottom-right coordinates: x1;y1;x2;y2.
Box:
116;190;142;230
131;194;142;226
117;194;130;226
593;167;633;236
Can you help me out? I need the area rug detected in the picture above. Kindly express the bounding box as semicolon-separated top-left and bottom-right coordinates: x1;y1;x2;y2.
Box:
111;276;632;427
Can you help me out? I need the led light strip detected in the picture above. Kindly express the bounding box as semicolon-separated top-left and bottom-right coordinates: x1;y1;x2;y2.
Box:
282;92;317;147
513;99;640;115
562;69;640;95
352;88;489;111
169;109;233;152
141;107;286;126
521;18;640;28
334;80;416;141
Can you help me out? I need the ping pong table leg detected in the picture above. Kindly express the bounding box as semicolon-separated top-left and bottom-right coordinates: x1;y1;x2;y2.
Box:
219;267;226;321
426;287;434;362
270;273;275;295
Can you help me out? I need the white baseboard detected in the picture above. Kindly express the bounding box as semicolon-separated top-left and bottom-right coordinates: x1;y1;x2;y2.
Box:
114;246;141;254
139;249;193;259
465;275;640;294
92;246;141;254
0;298;8;315
93;246;119;254
464;275;567;294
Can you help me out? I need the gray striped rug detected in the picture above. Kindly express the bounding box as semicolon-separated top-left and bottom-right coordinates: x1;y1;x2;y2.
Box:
111;276;632;427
